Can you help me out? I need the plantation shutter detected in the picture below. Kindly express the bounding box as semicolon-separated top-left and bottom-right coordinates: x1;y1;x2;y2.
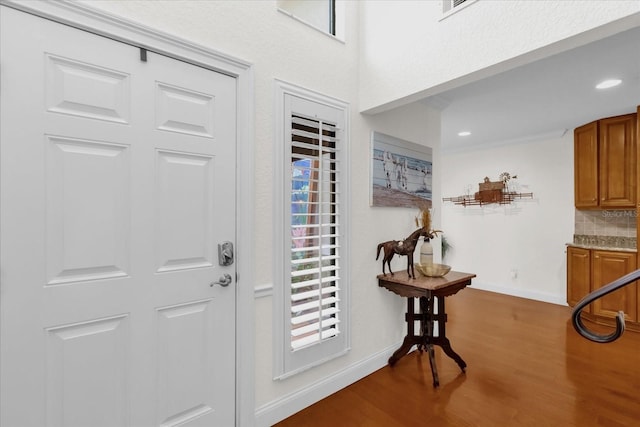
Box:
289;113;341;350
275;82;349;378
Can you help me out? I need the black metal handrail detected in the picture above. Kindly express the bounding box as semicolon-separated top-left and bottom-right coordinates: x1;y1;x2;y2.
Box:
572;268;640;343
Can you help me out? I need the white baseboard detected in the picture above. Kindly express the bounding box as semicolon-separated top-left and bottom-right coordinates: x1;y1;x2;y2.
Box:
254;342;401;427
253;285;565;426
471;281;567;306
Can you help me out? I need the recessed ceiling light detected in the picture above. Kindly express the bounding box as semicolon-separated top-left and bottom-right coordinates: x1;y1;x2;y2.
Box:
596;79;622;89
458;131;471;136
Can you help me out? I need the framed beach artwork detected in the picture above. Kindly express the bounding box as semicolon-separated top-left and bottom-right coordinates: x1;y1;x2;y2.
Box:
370;131;432;208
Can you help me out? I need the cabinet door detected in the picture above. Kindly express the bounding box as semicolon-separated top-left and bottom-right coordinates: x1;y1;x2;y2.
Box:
574;121;599;208
599;114;637;208
637;107;640;247
592;250;637;322
567;247;591;308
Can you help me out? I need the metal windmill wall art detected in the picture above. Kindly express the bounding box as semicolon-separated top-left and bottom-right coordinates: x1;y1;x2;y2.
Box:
443;172;533;206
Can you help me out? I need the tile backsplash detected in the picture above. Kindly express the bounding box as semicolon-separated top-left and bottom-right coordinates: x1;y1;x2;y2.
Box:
574;209;638;251
574;209;637;237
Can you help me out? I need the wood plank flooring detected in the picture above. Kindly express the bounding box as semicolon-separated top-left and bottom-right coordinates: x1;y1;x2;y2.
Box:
275;288;640;427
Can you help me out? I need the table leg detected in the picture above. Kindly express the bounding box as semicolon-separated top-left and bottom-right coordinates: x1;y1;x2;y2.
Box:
436;295;467;372
422;297;440;386
439;337;466;372
426;344;439;387
388;335;418;366
388;295;466;384
388;297;420;366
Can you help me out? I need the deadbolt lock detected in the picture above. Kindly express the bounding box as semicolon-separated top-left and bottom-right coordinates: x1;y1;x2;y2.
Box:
218;241;234;266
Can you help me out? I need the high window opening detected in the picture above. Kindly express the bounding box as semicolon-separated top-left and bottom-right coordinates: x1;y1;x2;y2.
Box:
278;0;344;40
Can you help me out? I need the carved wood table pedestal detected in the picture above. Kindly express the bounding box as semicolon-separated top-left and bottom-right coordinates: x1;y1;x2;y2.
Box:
377;271;476;387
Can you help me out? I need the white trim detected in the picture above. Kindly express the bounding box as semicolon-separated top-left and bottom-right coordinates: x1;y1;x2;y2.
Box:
277;7;345;44
255;283;274;298
439;0;479;21
1;0;251;73
442;128;568;155
273;79;351;379
471;281;567;306
0;1;256;425
255;342;402;427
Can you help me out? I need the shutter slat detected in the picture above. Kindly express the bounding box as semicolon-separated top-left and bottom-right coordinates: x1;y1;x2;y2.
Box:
291;265;339;278
291;317;339;337
292;128;337;143
292;115;338;130
291;328;339;349
291;267;339;277
291;285;339;302
291;296;339;313
291;275;339;290
291;255;339;265
292;141;337;154
291;306;340;325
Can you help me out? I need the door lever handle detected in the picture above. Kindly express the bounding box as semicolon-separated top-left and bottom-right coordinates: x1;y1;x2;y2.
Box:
210;273;232;287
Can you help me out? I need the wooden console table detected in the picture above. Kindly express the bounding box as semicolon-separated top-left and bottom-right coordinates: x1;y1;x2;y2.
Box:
377;270;476;387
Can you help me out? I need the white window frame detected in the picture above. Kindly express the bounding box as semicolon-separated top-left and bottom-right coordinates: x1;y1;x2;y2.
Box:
277;0;346;41
273;80;351;379
440;0;478;20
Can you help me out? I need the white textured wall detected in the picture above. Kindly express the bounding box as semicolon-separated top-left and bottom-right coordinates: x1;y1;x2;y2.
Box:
77;0;441;421
254;101;441;422
66;0;631;423
359;0;640;113
441;132;575;304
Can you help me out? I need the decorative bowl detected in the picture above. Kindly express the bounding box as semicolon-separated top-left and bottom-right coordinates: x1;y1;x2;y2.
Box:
415;263;451;277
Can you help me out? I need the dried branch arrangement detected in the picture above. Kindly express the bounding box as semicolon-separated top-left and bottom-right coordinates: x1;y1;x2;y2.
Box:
414;203;441;239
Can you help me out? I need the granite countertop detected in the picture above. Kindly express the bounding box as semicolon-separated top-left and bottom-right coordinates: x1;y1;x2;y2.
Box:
567;234;637;253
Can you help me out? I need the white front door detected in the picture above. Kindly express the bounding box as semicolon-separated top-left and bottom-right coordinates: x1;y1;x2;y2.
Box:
1;7;237;426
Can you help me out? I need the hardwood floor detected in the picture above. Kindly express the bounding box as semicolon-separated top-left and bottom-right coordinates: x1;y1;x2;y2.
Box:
275;288;640;427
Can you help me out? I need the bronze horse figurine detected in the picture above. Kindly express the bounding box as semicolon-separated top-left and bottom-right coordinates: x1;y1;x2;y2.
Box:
376;228;429;279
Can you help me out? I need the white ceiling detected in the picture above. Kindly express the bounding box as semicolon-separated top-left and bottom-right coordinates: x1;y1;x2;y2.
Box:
434;26;640;152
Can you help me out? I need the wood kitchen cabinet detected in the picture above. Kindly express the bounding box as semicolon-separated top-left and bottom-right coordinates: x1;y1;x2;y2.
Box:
567;247;639;330
591;250;637;322
567;246;591;308
574;113;637;209
574;122;599;208
637;105;640;253
600;114;637;207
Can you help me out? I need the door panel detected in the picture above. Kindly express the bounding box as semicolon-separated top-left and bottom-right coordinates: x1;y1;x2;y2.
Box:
599;114;637;208
155;82;216;137
155;150;215;273
1;7;236;426
592;250;637;322
567;246;591;308
46;135;131;284
156;299;216;426
46;53;132;123
573;121;599;208
46;315;130;427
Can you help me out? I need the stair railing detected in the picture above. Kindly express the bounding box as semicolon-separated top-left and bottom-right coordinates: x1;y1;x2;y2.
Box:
572;269;640;343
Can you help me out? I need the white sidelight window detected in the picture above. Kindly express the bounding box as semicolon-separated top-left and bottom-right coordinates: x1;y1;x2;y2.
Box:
274;80;350;378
